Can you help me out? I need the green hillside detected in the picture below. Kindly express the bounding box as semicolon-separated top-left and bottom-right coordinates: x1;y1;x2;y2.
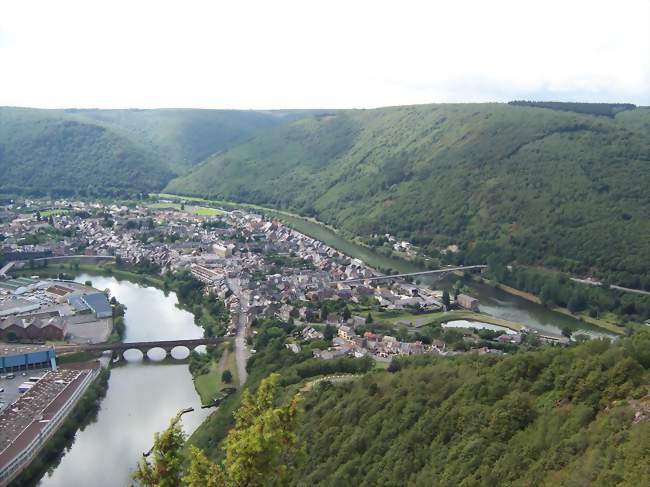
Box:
0;107;306;197
68;108;303;172
0;107;172;196
290;334;650;486
181;320;650;487
166;103;650;282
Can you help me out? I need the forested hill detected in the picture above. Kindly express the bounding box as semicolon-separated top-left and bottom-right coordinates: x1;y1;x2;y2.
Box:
289;333;650;486
0;107;304;197
166;103;650;280
0;107;172;196
66;108;305;172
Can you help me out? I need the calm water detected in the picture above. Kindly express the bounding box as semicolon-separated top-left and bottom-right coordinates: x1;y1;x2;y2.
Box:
38;274;210;487
276;212;611;338
467;279;612;338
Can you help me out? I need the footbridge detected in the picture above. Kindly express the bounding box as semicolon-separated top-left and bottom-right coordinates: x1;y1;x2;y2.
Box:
57;337;230;360
329;265;487;284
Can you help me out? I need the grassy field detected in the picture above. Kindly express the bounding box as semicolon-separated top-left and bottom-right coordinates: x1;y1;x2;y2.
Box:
148;201;224;216
40;208;71;217
194;347;238;405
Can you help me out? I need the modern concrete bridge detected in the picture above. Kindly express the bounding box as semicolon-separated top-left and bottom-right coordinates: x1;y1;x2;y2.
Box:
329;265;487;284
57;337;229;360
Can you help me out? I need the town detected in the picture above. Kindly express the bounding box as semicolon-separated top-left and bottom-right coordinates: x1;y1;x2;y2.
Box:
1;198;537;363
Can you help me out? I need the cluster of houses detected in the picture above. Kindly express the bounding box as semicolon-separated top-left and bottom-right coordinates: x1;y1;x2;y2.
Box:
1;199;487;351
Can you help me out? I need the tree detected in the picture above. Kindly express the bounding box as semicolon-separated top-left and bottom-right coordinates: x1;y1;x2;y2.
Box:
442;290;451;307
133;412;188;487
224;373;302;486
324;324;336;341
561;326;573;339
387;359;400;373
319;303;329;322
134;374;302;487
342;306;351;321
183;446;226;487
221;370;233;384
366;312;373;324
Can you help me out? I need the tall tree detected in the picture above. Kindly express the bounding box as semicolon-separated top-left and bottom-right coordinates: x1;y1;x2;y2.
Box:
133;412;188;487
225;373;302;486
183;446;226;487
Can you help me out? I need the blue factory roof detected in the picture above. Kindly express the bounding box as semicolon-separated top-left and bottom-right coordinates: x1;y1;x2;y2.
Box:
81;292;112;318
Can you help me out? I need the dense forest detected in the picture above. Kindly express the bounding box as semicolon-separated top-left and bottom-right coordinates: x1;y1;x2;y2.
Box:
167;103;650;283
149;318;650;486
290;333;650;486
0;107;306;196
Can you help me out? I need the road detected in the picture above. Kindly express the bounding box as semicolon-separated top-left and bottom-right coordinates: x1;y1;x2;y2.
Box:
570;277;650;296
328;265;487;284
228;278;251;386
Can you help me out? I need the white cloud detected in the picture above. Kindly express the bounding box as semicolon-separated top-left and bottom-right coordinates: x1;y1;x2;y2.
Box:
0;0;648;108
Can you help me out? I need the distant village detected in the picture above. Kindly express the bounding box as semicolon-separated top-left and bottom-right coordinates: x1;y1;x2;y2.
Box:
0;198;542;359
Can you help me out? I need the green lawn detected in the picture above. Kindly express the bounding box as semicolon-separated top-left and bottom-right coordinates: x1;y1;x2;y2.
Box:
189;205;224;216
148;202;182;210
147;201;224;216
40;208;71;217
194;348;238;405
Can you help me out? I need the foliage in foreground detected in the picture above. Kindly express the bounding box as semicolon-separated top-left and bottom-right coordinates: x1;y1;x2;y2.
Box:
133;373;301;487
290;332;650;486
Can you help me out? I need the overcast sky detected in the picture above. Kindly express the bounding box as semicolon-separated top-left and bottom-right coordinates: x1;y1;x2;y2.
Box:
1;0;648;109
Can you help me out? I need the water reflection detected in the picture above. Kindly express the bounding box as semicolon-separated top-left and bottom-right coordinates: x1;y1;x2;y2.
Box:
38;274;209;487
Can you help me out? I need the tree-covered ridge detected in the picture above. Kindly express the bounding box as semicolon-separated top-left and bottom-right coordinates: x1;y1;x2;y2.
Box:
0;108;172;196
166;103;650;281
0;107;311;197
67;108;305;173
508;100;636;117
291;333;650;486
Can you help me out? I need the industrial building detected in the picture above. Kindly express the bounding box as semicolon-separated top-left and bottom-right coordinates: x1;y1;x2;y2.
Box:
80;293;112;319
0;344;57;374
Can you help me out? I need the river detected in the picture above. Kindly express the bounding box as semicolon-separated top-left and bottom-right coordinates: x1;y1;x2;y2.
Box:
272;211;613;338
37;274;210;487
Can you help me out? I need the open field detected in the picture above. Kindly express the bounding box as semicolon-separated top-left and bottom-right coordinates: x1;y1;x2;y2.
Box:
194;347;238;405
147;201;224;216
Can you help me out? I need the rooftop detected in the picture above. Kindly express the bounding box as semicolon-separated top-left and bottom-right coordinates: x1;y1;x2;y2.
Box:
0;343;54;358
80;292;111;316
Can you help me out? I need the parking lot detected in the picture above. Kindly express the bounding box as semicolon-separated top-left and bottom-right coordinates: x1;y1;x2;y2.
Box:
0;368;48;412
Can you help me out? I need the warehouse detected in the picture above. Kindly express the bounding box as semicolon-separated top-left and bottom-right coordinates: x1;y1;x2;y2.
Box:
80;293;112;319
0;344;57;374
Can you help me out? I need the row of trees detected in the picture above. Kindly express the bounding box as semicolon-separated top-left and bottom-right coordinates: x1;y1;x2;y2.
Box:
486;261;650;322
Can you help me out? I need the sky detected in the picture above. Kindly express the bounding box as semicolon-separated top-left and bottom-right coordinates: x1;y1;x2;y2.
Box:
0;0;648;109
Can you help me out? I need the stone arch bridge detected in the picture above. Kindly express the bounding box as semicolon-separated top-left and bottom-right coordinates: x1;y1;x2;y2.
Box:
57;337;230;361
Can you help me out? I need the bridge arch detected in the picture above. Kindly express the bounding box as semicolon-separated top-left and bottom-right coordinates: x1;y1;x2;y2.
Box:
145;347;168;361
122;348;145;362
170;345;191;360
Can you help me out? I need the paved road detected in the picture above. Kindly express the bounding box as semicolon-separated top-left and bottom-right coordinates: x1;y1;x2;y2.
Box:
571;278;650;296
228;278;250;386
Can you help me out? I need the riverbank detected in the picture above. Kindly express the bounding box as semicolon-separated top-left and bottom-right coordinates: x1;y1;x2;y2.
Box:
476;278;626;335
155;193;628;337
12;261;165;288
154;192;421;274
194;345;238;405
9;367;110;487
